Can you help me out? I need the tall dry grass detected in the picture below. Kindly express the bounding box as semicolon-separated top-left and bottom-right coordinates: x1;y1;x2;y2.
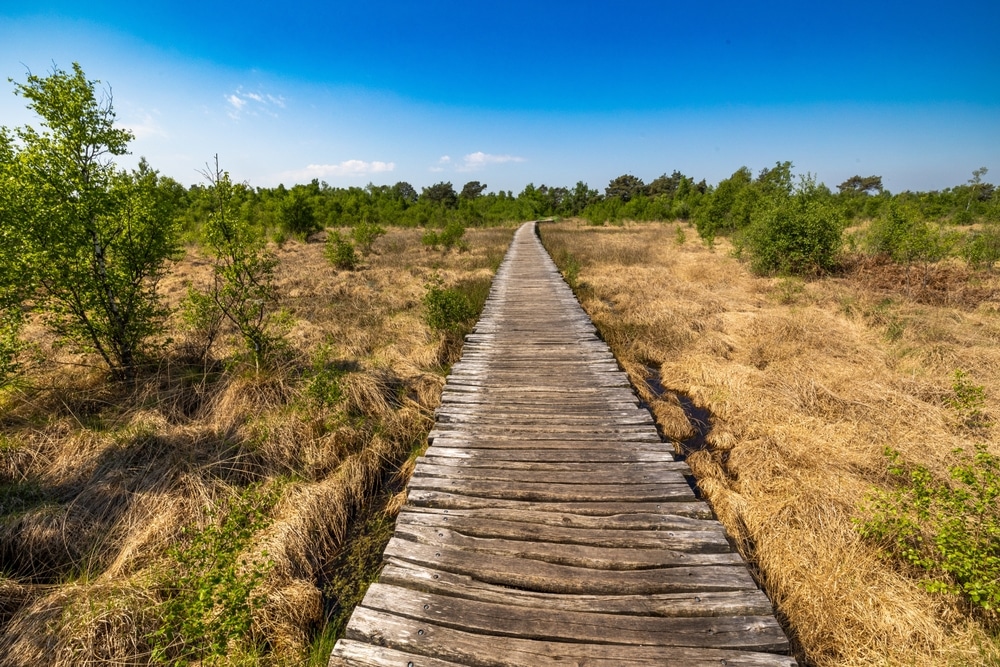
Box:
540;220;1000;667
0;226;514;665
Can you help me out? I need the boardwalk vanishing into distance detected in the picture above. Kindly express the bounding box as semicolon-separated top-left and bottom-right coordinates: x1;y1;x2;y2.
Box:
330;222;796;666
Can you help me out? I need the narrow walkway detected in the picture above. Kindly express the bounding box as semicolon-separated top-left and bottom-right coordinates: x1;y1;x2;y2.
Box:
331;222;796;666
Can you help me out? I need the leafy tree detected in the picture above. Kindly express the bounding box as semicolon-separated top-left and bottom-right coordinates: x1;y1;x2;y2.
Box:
564;181;601;216
605;174;646;202
866;201;957;291
198;158;281;367
694;166;753;242
280;185;320;237
647;171;685;198
421;181;458;209
741;175;843;275
459;180;488;200
392;181;418;204
5;63;179;379
966;167;989;212
838;175;884;196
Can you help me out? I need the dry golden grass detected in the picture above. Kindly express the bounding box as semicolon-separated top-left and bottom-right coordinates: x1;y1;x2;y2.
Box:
0;225;514;665
540;219;1000;667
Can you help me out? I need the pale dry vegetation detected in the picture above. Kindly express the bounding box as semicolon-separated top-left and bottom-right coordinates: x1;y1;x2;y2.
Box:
0;226;513;665
540;220;1000;667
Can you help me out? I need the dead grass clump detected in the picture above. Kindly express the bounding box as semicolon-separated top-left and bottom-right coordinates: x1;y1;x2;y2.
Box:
540;220;1000;666
0;226;514;664
840;253;1000;309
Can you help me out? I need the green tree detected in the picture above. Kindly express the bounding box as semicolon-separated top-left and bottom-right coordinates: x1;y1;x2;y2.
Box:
421;181;458;208
741;175;843;275
459;180;488;200
280;185;319;237
694;166;753;242
198;157;281;367
867;201;957;292
837;175;884;196
605;174;646;202
5;63;179;379
392;181;418;204
0;129;28;387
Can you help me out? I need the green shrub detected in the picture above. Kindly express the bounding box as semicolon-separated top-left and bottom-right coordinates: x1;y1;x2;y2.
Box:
325;231;359;270
948;369;990;430
199;160;282;367
152;484;278;664
423;277;476;332
962;225;1000;270
0;308;24;390
422;220;467;251
740;177;843;275
857;445;1000;612
351;221;386;255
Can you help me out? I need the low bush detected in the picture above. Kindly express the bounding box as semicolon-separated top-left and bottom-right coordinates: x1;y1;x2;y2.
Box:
152;484;279;664
423;277;476;333
857;445;1000;614
740;177;843;275
421;220;466;251
325;231;359;270
351;221;386;255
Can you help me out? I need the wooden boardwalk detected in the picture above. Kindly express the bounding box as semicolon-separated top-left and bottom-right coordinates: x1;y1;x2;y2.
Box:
330;222;796;666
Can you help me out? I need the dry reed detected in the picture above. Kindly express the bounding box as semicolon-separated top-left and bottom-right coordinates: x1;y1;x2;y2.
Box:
0;226;514;665
540;219;1000;667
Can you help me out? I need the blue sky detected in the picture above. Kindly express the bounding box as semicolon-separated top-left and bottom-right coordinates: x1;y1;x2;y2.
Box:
2;1;998;194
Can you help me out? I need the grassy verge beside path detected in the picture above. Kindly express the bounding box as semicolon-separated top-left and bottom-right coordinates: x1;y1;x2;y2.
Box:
540;219;1000;667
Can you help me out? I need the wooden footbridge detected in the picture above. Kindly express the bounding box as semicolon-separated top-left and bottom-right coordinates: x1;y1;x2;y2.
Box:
331;222;796;666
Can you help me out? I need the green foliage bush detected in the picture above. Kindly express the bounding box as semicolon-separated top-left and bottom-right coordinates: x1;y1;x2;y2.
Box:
857;445;1000;612
3;65;181;378
0;308;23;390
423;277;476;332
948;369;991;431
421;220;467;251
152;484;278;664
325;231;359;270
351;220;386;255
962;224;1000;270
740;176;843;275
199;161;282;367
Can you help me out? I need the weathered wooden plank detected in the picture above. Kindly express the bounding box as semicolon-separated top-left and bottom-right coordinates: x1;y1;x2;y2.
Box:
379;561;777;617
423;446;679;464
405;490;714;519
411;461;689;486
390;525;743;569
330;640;466;667
344;608;798;666
382;542;758;594
401;505;717;532
426;436;670;449
395;512;732;552
405;477;697;502
418;455;687;472
360;584;790;652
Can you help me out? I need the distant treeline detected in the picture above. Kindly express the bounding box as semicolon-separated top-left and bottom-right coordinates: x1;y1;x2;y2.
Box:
165;164;998;246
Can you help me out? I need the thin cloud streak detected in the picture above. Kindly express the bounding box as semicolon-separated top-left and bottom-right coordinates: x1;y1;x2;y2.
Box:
279;160;397;182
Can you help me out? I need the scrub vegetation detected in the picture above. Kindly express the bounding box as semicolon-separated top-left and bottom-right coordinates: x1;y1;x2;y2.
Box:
2;62;999;665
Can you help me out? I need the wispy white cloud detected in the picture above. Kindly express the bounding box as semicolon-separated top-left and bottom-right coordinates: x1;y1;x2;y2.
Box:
123;110;167;140
430;155;452;172
226;87;286;120
458;151;526;171
280;160;396;182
